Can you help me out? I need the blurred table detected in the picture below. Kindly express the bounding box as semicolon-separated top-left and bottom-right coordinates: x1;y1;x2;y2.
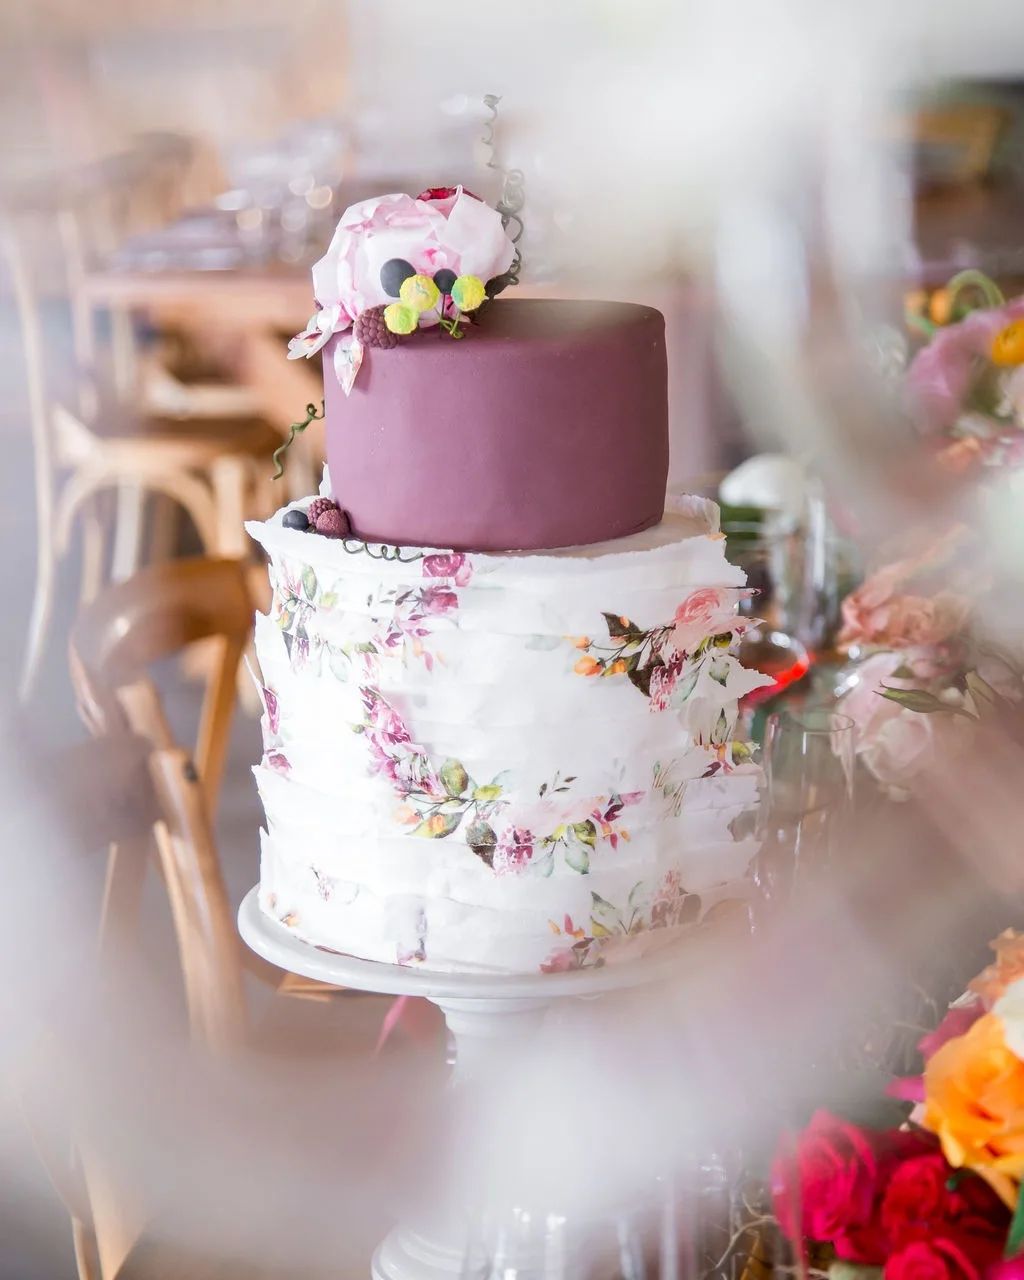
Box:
82;258;320;434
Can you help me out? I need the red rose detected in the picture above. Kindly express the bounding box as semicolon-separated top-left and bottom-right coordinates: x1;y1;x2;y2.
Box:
886;1240;979;1280
771;1112;882;1259
416;186;482;203
881;1155;1007;1270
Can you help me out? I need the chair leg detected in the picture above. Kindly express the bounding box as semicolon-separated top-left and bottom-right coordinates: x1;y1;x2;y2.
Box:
110;482;145;582
18;507;59;704
147;493;179;563
80;497;108;605
209;456;249;558
71;1216;102;1280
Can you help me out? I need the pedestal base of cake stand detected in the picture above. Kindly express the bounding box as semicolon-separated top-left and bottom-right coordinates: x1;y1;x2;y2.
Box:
238;887;681;1280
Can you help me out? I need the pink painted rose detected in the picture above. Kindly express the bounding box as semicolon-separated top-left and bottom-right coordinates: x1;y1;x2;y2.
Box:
419;585;459;616
839;528;971;653
311;189;515;330
492;826;534;876
422;552;473;587
906;297;1024;435
839;651;972;796
670;587;738;656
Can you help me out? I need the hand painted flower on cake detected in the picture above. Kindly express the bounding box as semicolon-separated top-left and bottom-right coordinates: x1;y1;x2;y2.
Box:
310;189;515;332
422;552;473;587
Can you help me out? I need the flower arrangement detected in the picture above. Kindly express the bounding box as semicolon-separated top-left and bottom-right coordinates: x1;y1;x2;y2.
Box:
904;271;1024;476
771;930;1024;1279
836;270;1024;795
288;186;516;395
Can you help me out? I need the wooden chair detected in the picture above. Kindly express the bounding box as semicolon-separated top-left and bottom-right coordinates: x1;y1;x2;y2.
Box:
68;556;253;813
4;158;280;704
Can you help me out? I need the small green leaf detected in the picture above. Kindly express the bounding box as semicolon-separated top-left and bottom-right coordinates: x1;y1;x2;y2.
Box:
878;686;972;716
571;819;597;848
627;661;656;698
319;591;338;610
602;611;644;640
627;881;646;911
440;759;470;797
328;647;350;682
675;667;699;702
473;783;503;804
277;607;295;631
590;891;622;933
301;564;318;599
565;842;590;873
412;813;462;839
1006;1185;1024;1257
710;707;731;746
465;819;497;867
709;655;730;687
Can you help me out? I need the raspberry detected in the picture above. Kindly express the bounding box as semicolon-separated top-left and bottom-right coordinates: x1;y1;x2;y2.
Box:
307;497;338;525
354;305;400;350
315;508;351;539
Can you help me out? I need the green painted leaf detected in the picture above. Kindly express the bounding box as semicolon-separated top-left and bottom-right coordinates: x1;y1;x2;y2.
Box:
572;819;597;848
878;686;971;716
465;819;497;867
1007;1184;1024;1257
565;841;590;874
440;759;470;797
710;707;731;746
328;647;350;681
281;631;294;660
473;783;503;804
301;564;318;599
628;661;656;698
319;590;338;609
590;891;622;932
412;813;462;839
709;655;731;687
627;881;646;911
277;607;295;631
675;667;699;702
602;611;644;640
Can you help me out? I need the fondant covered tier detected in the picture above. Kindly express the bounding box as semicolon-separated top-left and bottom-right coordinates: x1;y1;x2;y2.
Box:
324;299;669;552
247;491;770;974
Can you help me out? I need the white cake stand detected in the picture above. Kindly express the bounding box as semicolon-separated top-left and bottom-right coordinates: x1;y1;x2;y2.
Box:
238;887;688;1280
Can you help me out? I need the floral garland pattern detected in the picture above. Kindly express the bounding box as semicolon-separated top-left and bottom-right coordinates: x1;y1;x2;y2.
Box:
357;685;642;876
541;871;701;971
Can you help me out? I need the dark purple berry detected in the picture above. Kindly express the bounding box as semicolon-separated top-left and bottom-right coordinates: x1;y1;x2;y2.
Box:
282;508;310;532
307;497;338;526
433;268;457;295
380;258;416;298
354;305;400;349
315;508;351;539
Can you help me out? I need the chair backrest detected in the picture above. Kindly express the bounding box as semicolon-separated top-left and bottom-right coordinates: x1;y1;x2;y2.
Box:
69;555;254;810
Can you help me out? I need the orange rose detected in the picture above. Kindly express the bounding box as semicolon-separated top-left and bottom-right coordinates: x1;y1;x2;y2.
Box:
970;931;1024;1007
605;659;628;676
574;655;601;676
922;1011;1024;1208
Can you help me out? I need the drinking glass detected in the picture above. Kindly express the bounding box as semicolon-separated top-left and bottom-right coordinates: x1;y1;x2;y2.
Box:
752;707;856;917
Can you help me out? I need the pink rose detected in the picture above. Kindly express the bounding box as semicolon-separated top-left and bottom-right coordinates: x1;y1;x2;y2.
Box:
311;189;515;330
422;552;473;587
670;587;737;655
906;298;1024;435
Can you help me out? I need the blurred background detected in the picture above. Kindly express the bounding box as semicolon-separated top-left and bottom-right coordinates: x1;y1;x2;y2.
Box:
4;2;1024;1277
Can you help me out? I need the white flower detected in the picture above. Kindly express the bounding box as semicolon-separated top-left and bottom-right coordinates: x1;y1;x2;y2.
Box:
287;304;345;360
994;976;1024;1060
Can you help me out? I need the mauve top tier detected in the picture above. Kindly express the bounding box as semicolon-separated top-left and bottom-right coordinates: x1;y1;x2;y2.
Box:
323;299;668;552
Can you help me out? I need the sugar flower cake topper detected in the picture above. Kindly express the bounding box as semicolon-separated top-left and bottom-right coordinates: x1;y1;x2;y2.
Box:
287;186;517;396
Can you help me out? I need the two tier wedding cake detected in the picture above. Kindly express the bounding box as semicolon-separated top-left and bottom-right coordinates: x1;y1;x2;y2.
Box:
248;185;770;973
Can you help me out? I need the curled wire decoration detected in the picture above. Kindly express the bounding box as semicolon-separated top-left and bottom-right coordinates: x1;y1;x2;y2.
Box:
272;401;325;480
482;93;525;286
336;539;427;564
